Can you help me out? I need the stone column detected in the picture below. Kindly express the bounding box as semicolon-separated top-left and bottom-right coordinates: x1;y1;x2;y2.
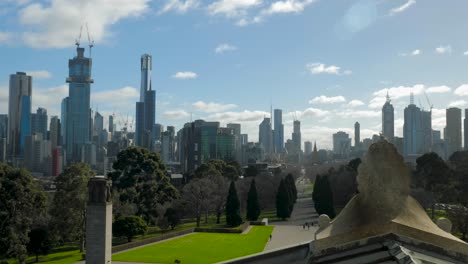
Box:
86;176;112;264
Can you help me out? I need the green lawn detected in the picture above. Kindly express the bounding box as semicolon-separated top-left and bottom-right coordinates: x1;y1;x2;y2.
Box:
6;250;83;264
112;226;274;264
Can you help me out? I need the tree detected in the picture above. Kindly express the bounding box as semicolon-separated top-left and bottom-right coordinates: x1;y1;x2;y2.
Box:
209;174;228;224
276;179;291;220
285;174;297;202
448;206;468;241
0;164;47;264
226;181;242;227
27;228;51;263
313;174;335;218
50;163;94;252
109;147;178;224
181;178;214;227
164;208;181;230
246;179;261;221
244;166;259;177
113;216;148;242
347;158;361;172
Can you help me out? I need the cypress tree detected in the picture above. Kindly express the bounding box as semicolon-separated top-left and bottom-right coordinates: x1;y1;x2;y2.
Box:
286;174;297;202
312;174;322;213
246;179;261;221
276;179;291;220
226;181;243;227
321;175;336;218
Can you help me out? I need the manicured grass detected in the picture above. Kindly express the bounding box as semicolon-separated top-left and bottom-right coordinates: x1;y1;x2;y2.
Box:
6;250;83;264
112;226;274;264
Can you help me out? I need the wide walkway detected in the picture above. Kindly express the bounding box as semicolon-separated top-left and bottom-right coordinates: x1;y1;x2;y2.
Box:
264;197;319;251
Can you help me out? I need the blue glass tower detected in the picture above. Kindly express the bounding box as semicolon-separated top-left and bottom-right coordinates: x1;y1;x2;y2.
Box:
19;95;31;155
66;47;93;161
135;54;156;149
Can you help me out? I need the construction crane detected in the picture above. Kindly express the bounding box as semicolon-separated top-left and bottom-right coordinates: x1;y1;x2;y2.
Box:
424;91;433;112
75;25;83;47
86;23;94;58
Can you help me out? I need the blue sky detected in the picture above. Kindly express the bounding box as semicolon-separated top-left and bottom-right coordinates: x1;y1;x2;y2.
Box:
1;0;468;148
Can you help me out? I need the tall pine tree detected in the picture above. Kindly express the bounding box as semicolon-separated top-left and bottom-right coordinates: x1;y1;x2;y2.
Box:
226;181;242;227
312;174;335;218
286;174;297;202
276;179;291;220
246;179;261;221
312;174;321;213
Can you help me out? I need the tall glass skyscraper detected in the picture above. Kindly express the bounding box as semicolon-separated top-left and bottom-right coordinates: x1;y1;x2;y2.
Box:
273;109;284;153
65;47;93;161
382;93;394;141
31;107;48;140
135;54;156;149
8;72;32;160
140;54;152;102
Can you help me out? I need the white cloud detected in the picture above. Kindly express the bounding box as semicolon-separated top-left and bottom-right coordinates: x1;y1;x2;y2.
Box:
0;32;13;44
261;0;315;15
192;101;237;113
26;70;52;79
163;110;190;119
207;110;269;122
426;85;451;94
91;86;139;109
336;110;380;119
435;45;452;54
448;100;467;108
208;0;261;17
172;71;198;79
18;0;149;48
215;43;237;54
158;0;198;14
309;95;346;104
346;100;365;108
464;51;468;56
389;0;416;15
399;49;421;57
454;84;468;96
31;84;68;116
306;63;351;75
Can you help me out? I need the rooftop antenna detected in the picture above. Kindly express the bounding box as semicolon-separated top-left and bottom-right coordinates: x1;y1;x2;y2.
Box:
86;23;94;58
386;90;391;103
75;25;83;48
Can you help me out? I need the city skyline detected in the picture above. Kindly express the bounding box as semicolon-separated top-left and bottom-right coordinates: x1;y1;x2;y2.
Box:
2;1;468;148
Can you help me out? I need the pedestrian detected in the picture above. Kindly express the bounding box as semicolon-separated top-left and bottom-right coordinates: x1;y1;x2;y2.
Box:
270;234;272;241
303;224;305;230
307;223;309;230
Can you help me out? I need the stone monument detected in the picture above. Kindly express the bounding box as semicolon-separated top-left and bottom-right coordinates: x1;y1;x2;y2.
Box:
86;176;112;264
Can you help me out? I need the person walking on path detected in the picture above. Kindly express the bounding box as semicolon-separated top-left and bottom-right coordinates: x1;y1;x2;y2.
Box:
270;234;272;241
307;223;310;230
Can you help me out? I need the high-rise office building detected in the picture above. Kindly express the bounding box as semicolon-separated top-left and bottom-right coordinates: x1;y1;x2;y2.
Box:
304;141;312;155
135;54;156;149
292;120;301;153
259;117;272;154
31;107;48;140
445;107;462;156
217;127;235;161
354;122;360;147
8;72;32;160
403;97;424;156
50;116;61;149
0;114;7;139
61;97;69;148
227;123;242;163
421;110;432;153
153;123;164;142
382;93;394;141
108;115;114;134
65;47;93;161
333;131;351;157
161;126;175;163
273;109;284;153
464;109;468;150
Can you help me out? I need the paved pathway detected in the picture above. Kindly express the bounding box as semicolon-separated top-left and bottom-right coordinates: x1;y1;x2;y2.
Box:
264;176;320;251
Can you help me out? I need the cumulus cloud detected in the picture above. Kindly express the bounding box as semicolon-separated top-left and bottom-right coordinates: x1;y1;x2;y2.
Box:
448;100;467;108
215;43;237;54
31;84;68;116
306;63;351;75
399;49;421;57
192;101;237;113
0;32;13;44
18;0;149;48
26;70;52;79
426;85;451;94
207;110;269;122
336;110;380;119
163;110;190;119
158;0;198;14
261;0;315;16
389;0;416;15
208;0;261;17
92;86;139;102
435;45;452;54
346;100;365;108
309;95;346;104
454;84;468;96
172;71;198;79
464;51;468;56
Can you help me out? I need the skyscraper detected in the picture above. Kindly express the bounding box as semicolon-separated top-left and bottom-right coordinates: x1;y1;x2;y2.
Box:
108;115;114;134
227;123;242;163
161;126;175;163
8;72;32;160
354;122;360;147
259;117;272;154
403;100;423;156
304;141;312;155
61;97;69;148
135;54;156;149
445;107;462;156
273;109;284;153
464;109;468;150
65;47;93;161
50;116;61;149
31;107;48;140
333;131;351;157
292;120;301;153
382;92;394;141
0;114;7;139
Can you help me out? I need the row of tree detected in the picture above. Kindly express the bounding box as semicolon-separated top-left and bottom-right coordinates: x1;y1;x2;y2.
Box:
276;174;298;220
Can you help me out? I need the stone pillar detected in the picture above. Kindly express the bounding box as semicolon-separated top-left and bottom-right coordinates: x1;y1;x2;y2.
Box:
86;176;112;264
